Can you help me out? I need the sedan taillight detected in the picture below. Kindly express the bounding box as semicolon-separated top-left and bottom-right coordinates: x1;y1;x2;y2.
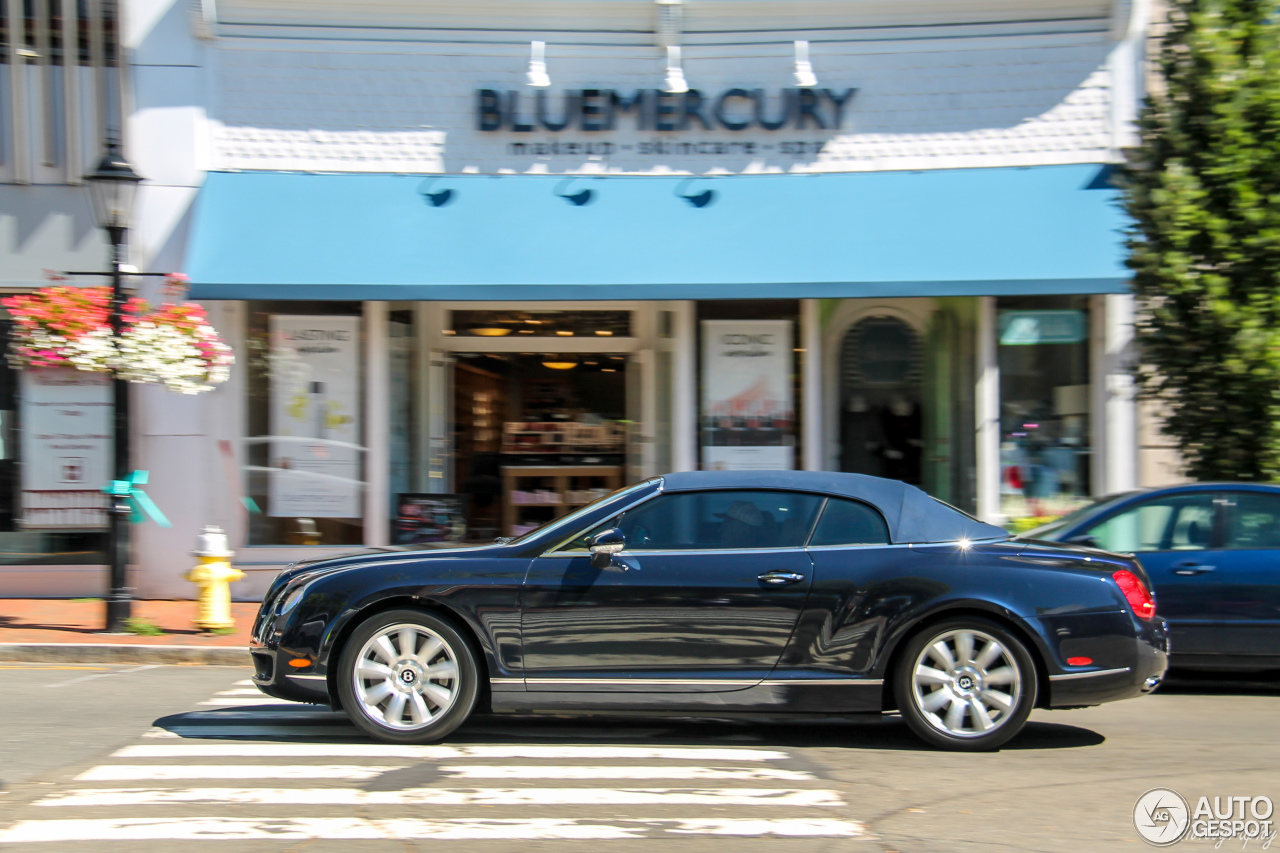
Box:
1113;569;1156;621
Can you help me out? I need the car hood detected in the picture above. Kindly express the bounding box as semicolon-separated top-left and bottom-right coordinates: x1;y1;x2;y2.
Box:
274;541;512;587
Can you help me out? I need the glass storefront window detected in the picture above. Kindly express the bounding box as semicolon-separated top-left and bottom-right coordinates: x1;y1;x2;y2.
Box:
451;351;630;539
997;296;1091;522
244;302;365;545
448;309;632;338
0;315;108;565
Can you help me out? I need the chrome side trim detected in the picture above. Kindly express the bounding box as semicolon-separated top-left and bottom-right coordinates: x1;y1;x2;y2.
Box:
489;677;523;685
285;674;327;682
761;678;883;686
1048;666;1131;682
524;678;760;687
542;547;808;558
805;543;911;551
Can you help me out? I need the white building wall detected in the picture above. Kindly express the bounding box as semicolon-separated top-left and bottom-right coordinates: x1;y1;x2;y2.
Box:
207;29;1121;176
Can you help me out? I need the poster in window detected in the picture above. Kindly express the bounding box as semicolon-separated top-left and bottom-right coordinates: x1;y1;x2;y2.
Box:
700;319;795;471
20;368;111;528
393;493;466;545
268;315;362;518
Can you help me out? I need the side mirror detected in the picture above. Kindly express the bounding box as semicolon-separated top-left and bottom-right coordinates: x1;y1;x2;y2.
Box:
1065;533;1099;548
589;528;626;571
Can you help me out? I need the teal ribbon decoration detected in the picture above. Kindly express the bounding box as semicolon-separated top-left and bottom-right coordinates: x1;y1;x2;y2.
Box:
103;470;172;528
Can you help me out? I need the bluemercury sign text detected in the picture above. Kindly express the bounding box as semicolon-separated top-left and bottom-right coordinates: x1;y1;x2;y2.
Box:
478;88;857;132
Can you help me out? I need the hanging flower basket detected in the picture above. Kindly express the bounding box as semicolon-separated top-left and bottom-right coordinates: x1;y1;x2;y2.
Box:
2;285;234;395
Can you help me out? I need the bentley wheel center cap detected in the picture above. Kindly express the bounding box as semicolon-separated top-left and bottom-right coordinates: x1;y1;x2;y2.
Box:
393;662;424;691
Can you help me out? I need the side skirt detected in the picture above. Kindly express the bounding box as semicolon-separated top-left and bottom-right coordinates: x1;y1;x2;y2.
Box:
490;680;885;714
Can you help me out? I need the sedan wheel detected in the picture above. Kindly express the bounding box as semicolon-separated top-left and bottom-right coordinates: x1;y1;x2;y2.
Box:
337;609;479;743
894;618;1036;751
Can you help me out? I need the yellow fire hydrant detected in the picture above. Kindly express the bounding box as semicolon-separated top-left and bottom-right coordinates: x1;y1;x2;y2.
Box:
187;525;243;632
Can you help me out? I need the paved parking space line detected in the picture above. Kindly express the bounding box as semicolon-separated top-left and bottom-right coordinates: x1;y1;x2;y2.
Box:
196;696;297;706
0;816;867;842
44;664;158;689
38;786;846;807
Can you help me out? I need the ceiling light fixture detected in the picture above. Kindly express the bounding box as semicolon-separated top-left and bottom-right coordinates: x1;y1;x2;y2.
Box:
555;330;574;336
664;45;689;94
527;41;551;88
541;355;578;370
470;326;512;337
793;40;817;88
594;330;613;336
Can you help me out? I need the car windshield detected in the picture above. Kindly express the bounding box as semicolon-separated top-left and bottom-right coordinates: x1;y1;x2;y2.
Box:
507;478;658;546
1020;491;1141;540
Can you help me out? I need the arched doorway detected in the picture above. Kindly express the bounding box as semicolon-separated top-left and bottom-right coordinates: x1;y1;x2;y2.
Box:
839;316;923;484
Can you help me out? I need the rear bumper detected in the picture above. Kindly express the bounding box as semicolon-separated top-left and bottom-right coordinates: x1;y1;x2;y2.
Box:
1036;614;1169;708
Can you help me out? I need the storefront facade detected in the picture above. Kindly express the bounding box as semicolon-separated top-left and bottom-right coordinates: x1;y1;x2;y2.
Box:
5;0;1154;598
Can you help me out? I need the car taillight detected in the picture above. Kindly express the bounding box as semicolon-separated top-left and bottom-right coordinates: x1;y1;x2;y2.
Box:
1113;569;1156;621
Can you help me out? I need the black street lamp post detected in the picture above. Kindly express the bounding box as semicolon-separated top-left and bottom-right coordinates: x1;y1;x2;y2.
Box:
84;137;143;633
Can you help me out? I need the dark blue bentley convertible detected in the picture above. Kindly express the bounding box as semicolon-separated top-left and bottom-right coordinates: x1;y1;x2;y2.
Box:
251;471;1168;751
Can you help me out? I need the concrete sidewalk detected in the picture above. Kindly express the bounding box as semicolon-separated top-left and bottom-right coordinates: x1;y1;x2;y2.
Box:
0;599;255;665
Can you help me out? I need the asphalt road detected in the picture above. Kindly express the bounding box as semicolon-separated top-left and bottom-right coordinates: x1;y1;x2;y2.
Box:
0;664;1276;852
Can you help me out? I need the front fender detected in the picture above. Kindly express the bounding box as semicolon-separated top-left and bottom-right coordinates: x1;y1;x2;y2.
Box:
274;551;528;684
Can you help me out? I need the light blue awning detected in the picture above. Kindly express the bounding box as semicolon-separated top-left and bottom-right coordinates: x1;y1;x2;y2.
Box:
186;165;1128;301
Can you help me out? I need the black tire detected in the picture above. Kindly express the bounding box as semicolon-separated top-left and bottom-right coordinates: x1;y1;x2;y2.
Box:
893;617;1037;751
336;608;480;743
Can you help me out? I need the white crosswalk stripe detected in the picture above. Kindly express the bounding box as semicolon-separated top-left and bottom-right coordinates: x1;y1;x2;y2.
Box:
76;764;409;782
114;742;793;760
38;787;846;807
0;683;868;844
0;816;865;842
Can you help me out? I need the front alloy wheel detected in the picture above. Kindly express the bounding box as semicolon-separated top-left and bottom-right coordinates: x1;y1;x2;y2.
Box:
894;618;1036;751
337;609;479;743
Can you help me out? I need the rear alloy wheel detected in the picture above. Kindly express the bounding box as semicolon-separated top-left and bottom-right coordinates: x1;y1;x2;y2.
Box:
893;618;1037;751
337;608;479;743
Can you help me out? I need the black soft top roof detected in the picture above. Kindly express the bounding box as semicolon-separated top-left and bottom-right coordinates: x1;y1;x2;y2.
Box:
660;470;1008;545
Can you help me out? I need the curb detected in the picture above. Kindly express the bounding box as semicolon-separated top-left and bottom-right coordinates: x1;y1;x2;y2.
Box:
0;642;251;666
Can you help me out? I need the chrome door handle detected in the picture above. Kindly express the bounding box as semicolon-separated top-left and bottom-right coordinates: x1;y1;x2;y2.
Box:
757;571;805;585
1173;563;1215;575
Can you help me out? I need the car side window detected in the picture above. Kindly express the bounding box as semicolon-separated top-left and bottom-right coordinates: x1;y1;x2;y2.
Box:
809;498;890;546
558;490;824;551
1223;492;1280;549
1082;493;1215;553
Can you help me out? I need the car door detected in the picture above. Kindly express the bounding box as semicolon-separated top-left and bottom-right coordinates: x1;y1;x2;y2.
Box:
1198;490;1280;657
519;489;823;691
1075;490;1222;654
799;496;897;674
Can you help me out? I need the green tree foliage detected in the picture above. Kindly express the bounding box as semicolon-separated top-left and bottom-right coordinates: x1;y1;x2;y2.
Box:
1124;0;1280;480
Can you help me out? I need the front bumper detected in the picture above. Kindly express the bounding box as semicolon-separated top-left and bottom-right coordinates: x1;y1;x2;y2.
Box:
249;594;331;705
248;644;330;705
